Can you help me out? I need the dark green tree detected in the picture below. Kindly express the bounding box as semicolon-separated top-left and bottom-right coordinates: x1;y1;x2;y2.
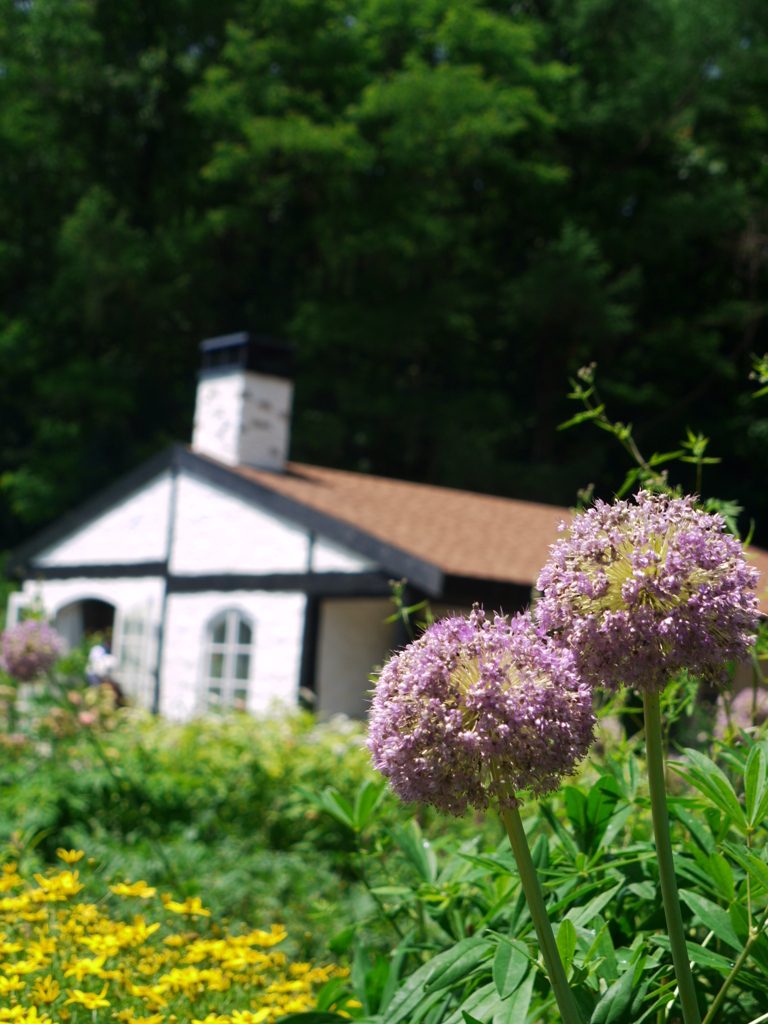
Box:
2;0;768;548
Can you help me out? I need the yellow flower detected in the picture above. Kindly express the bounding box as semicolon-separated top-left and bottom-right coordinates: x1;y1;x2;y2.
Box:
56;849;84;865
32;871;84;900
64;982;111;1009
63;955;107;981
231;1013;270;1024
19;1009;50;1024
0;974;25;994
164;896;211;917
110;880;157;899
4;957;44;975
191;1016;231;1024
246;926;287;948
32;975;61;1004
0;1008;26;1022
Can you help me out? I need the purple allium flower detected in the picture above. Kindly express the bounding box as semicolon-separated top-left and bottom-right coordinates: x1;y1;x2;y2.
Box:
367;608;595;815
535;491;760;694
0;619;65;682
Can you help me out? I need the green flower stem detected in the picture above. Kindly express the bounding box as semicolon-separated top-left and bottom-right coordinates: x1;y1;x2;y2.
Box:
703;907;768;1024
500;805;581;1024
643;690;702;1024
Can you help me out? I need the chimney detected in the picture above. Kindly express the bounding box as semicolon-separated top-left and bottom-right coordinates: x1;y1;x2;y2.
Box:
191;332;295;471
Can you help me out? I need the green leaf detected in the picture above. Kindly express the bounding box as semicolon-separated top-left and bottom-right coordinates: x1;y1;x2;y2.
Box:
462;1014;484;1024
557;406;605;431
392;820;439;884
424;939;495;993
443;983;500;1024
315;978;351;1013
492;941;528;999
596;805;633;852
723;842;768;894
708;854;735;902
387;937;492;1024
670;751;748;833
669;802;717;856
745;746;767;827
590;967;634;1024
557;919;577;974
317;789;357;831
627;881;655;901
328;926;355;955
492;972;534;1024
678;890;742;951
379;931;414;1014
730;902;768;975
353;779;387;831
567;883;623;928
650;936;734;972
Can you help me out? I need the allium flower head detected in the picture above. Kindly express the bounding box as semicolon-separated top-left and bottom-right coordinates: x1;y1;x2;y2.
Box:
367;608;594;815
535;491;760;693
0;619;65;682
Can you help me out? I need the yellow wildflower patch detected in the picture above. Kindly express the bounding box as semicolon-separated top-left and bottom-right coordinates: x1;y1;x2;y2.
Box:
0;855;343;1023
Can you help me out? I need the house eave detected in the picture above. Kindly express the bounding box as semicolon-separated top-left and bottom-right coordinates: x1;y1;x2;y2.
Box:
6;445;446;598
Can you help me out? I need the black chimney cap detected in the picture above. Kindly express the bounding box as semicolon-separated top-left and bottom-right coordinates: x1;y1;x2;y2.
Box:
199;332;295;379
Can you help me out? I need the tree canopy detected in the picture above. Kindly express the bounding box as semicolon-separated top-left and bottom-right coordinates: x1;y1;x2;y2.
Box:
2;0;768;548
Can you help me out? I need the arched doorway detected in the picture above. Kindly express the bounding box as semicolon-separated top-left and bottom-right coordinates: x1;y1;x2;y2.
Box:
54;598;116;651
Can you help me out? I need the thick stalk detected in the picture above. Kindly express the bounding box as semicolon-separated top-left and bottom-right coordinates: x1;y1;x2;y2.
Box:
500;805;581;1024
643;691;702;1024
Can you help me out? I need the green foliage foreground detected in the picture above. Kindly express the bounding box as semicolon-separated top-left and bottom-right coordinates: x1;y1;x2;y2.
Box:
4;681;768;1023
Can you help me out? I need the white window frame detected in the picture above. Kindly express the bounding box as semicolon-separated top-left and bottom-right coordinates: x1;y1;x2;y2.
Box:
203;609;254;712
113;601;155;708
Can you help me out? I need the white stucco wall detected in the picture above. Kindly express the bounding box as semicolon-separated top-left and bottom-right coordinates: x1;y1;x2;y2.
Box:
17;576;165;622
170;472;311;575
315;597;396;719
32;473;172;567
311;536;378;573
159;590;306;719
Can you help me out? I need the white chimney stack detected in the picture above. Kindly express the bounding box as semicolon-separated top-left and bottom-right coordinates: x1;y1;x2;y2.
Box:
191;332;294;472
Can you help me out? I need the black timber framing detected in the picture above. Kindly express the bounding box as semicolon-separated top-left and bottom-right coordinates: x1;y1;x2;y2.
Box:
22;563;167;580
166;572;393;596
298;594;321;704
18;566;394;596
7;445;444;597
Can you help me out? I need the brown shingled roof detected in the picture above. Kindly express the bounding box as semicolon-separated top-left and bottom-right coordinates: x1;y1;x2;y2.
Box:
231;460;564;586
228;458;768;613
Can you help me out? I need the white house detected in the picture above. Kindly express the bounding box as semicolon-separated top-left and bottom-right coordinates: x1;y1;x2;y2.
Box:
7;332;768;719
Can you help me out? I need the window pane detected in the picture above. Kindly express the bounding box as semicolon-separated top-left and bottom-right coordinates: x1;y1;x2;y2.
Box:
235;653;250;680
233;688;247;710
209;652;224;679
212;620;226;644
238;620;252;645
208;686;222;708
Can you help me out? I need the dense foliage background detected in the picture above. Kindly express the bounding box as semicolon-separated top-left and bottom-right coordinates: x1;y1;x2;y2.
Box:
2;0;768;548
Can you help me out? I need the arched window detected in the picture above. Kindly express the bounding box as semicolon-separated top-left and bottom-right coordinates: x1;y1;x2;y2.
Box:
204;610;254;712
